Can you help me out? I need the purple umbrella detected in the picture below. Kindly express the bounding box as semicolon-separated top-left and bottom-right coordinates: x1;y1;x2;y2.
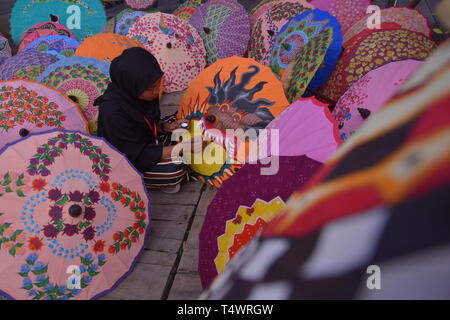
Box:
0;32;12;58
199;155;322;288
190;0;250;65
0;52;58;81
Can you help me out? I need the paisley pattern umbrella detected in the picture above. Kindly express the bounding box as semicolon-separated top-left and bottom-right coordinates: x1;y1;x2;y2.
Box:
0;80;88;149
317;28;436;103
37;57;111;135
178;56;289;187
127;12;206;93
15;21;75;54
281;27;335;102
190;0;250;65
266;97;341;163
75;33;144;63
270;9;342;92
199;155;322;288
203;41;450;300
23;35;80;60
311;0;370;34
249;0;313;28
333;59;423;142
0;33;12;58
173;0;201;22
343;7;433;46
114;8;159;36
0;52;58;82
0;130;150;300
249;1;311;65
11;0;106;43
125;0;158;10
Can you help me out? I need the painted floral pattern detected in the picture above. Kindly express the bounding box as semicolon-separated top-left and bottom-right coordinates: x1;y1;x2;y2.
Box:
318;29;436;103
40;63;110;134
249;3;310;65
284;27;333;103
0;85;66;132
0;213;26;257
26;132;111;181
18;252;106;300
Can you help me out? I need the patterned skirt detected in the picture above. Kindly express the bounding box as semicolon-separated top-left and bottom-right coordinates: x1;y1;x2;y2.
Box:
143;158;188;188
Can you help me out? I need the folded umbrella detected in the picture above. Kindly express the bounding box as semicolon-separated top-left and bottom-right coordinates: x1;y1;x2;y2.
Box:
0;52;58;82
23;35;80;60
127;12;206;93
333;59;423;142
199;155;322;288
0;130;150;300
0;80;88;149
190;0;250;65
37;57;111;135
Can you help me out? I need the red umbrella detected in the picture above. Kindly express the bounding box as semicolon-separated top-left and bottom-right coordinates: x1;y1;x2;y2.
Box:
317;28;436;103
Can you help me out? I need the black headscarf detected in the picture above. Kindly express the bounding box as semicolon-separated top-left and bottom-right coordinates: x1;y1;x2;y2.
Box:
95;47;165;171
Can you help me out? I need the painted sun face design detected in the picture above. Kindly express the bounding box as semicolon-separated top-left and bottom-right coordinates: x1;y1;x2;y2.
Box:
203;65;276;133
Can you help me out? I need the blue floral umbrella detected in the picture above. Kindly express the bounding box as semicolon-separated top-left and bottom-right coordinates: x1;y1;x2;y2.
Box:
114;8;158;36
10;0;106;44
23;35;80;60
270;9;342;94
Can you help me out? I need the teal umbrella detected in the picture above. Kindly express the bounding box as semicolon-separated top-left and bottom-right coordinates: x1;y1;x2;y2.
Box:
10;0;106;44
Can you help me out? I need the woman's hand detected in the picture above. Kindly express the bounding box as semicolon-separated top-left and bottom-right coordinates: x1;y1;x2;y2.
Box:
162;119;189;133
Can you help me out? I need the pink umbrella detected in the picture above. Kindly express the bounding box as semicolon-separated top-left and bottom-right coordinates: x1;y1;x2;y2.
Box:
126;0;158;10
250;0;314;28
0;130;150;300
343;7;432;46
0;80;89;149
16;21;75;54
266;97;341;163
332;59;423;142
127;13;206;93
311;0;370;34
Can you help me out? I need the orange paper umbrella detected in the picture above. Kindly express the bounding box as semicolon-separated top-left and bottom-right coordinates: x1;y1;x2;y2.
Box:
178;56;289;187
75;33;145;63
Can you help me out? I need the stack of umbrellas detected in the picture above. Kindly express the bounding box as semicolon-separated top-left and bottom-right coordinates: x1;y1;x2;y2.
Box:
202;40;450;299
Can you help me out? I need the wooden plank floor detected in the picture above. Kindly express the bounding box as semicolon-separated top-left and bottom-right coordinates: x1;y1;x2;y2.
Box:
100;90;218;300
